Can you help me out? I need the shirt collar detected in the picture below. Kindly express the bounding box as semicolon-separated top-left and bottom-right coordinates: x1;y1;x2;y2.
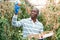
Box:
28;17;39;23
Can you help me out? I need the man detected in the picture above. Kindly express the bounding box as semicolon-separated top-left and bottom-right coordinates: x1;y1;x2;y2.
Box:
12;1;44;40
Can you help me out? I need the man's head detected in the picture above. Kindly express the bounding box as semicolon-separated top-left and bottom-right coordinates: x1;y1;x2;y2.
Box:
30;7;39;18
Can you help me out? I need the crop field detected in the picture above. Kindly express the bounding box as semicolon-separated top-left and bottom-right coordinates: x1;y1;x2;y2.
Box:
0;0;60;40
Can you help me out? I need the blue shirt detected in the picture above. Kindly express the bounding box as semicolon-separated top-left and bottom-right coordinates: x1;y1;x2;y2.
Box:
12;15;44;38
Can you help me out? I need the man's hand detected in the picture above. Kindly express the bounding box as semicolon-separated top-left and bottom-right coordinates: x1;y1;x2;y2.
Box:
14;2;21;15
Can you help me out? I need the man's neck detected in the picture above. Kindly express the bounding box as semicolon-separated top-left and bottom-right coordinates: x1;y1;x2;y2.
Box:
31;17;36;23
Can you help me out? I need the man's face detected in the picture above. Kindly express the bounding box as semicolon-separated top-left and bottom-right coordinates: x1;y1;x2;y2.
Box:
30;9;38;18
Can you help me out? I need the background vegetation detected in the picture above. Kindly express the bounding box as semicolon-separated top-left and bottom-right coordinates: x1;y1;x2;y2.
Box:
0;0;60;40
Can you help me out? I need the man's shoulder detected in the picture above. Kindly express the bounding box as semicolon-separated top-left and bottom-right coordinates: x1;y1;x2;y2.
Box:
38;21;43;26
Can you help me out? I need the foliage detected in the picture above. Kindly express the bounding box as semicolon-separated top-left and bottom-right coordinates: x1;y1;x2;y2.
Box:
0;0;60;40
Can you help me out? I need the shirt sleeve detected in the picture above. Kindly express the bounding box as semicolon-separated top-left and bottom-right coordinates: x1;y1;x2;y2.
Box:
12;14;23;27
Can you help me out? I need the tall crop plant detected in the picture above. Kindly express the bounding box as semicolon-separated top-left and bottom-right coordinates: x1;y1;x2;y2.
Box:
0;0;60;40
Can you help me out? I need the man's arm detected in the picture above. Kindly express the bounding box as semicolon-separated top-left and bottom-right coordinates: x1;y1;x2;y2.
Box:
12;0;32;27
12;2;23;27
12;14;23;27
